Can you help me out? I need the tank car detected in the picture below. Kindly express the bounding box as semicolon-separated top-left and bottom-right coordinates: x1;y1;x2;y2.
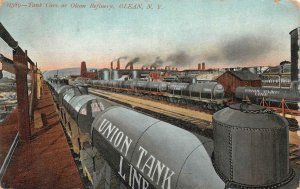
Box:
65;94;115;133
145;81;168;92
121;80;136;90
62;85;89;109
167;82;189;96
89;104;298;188
186;82;224;99
134;80;149;90
91;106;225;188
235;87;300;109
55;85;73;104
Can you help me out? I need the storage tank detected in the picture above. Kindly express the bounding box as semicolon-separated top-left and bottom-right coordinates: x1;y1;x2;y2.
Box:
212;103;294;188
99;69;110;81
131;70;141;79
112;70;120;80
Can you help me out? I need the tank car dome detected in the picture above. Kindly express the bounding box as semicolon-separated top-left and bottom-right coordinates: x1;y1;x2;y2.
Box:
212;103;294;188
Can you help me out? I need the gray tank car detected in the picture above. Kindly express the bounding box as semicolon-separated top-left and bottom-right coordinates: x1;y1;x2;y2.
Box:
146;81;168;92
167;82;189;96
186;82;225;99
235;87;300;110
134;80;149;90
65;95;116;133
91;106;225;189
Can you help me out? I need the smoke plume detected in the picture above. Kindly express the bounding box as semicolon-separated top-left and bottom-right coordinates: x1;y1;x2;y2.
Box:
166;51;194;66
203;35;275;64
118;56;127;61
150;57;164;68
125;57;140;69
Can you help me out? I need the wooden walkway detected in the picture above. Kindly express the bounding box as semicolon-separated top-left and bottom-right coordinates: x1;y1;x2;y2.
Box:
1;82;83;189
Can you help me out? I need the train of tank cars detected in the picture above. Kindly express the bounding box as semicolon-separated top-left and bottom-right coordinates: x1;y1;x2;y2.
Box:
80;79;300;111
47;78;299;189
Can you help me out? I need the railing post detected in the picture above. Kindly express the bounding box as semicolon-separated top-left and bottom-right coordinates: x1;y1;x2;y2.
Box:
13;50;31;142
34;64;38;105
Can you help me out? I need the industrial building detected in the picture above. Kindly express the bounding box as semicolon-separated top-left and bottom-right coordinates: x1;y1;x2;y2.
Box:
216;69;262;96
261;61;291;88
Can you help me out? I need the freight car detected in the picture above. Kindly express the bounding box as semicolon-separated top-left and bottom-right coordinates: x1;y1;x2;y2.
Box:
90;79;227;111
47;80;298;189
235;81;300;110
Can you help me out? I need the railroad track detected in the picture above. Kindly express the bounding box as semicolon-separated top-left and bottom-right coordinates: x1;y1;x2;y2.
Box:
89;88;213;138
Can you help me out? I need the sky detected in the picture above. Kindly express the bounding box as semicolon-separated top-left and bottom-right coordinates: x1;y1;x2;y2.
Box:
0;0;299;71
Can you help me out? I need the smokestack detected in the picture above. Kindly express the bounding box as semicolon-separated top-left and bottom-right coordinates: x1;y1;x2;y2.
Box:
117;60;120;70
110;61;113;70
290;27;300;81
202;62;206;70
176;68;178;71
130;64;133;70
198;63;201;70
81;61;87;77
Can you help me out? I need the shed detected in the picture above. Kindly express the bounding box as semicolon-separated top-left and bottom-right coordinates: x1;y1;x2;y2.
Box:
216;69;261;96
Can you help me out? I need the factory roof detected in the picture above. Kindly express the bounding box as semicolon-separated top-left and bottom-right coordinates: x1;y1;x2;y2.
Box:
196;72;223;81
227;70;261;81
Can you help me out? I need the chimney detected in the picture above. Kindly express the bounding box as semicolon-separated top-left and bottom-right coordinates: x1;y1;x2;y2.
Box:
81;61;87;77
141;66;144;70
130;64;133;70
176;68;178;71
117;60;120;70
202;62;205;70
198;63;201;70
110;61;113;70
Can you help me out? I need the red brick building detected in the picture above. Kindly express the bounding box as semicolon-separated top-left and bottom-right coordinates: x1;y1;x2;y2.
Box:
80;61;97;79
216;69;261;97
